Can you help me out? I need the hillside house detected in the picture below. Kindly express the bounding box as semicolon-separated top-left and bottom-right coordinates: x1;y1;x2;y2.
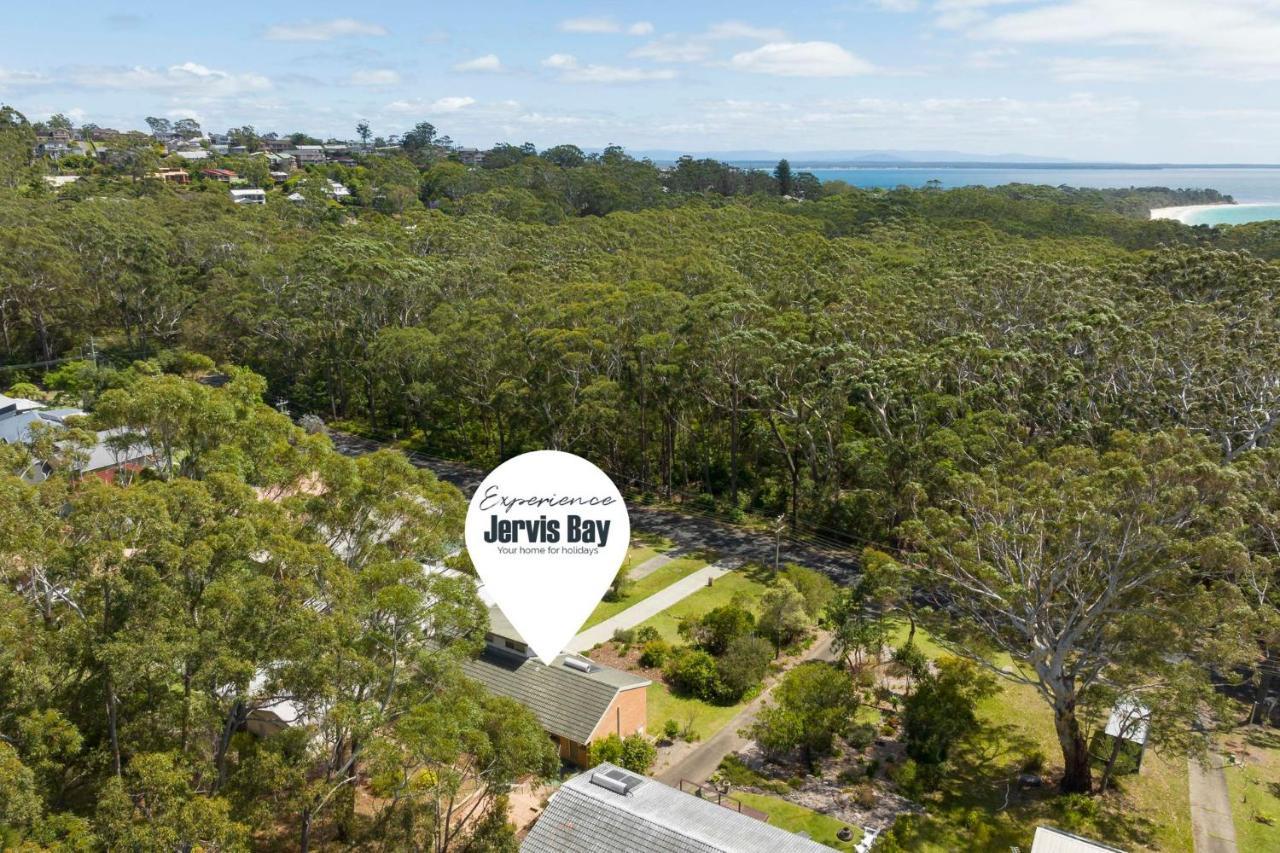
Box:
230;188;266;205
460;606;650;766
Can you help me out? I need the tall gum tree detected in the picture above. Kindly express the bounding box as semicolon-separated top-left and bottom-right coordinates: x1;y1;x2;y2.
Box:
902;431;1253;793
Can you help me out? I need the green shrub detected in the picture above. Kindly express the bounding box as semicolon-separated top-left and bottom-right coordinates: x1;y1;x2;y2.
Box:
612;627;635;645
634;625;661;644
846;723;876;751
664;648;720;702
619;734;657;774
1021;751;1046;774
714;635;772;702
663;719;681;741
639;640;671;668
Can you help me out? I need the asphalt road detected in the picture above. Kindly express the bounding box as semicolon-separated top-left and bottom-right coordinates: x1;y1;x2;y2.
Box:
328;431;861;583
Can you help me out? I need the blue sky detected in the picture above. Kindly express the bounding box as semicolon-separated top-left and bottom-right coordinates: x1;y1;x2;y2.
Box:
1;1;1278;162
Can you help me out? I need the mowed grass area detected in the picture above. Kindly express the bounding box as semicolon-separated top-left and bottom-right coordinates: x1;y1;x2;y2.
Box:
640;564;774;735
635;564;773;644
581;554;709;629
883;622;1192;852
1223;726;1280;851
732;791;862;850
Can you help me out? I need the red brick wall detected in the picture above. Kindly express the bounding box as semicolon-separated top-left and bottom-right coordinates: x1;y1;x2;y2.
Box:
588;685;647;743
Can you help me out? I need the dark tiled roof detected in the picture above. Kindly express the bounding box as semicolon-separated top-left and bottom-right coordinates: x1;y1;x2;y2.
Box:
460;647;648;744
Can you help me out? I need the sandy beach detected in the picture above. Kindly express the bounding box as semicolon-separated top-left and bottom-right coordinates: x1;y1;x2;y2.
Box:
1149;202;1236;223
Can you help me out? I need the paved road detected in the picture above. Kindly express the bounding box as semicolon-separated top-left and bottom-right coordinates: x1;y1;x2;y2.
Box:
1189;752;1238;853
654;632;836;786
566;562;734;653
329;431;860;584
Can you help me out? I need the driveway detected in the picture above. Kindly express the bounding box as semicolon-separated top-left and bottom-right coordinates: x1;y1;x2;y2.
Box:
1189;752;1238;853
654;632;837;786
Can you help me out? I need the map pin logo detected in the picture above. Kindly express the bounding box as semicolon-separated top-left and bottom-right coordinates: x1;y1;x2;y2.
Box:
465;450;630;664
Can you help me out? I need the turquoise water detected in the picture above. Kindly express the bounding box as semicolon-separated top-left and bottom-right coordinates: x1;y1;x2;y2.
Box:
736;164;1280;226
1182;204;1280;226
776;165;1280;203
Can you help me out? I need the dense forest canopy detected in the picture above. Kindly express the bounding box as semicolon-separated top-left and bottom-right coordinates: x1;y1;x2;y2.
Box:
3;106;1280;843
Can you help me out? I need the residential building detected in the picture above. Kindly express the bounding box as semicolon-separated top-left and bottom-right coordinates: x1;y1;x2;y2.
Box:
455;147;485;166
151;169;191;184
202;168;237;182
287;145;326;165
174;149;211;161
0;395;152;484
460;606;650;766
522;763;836;852
230;188;267;205
42;175;81;189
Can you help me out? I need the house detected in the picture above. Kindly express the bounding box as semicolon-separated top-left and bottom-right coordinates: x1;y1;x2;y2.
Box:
230;188;267;205
455;147;485;166
460;606;650;766
42;175;81;189
174;149;211;161
151;169;191;184
287;145;326;166
522;763;836;852
261;136;291;153
34;130;74;160
202;168;237;182
326;179;351;199
1030;826;1124;853
0;396;152;484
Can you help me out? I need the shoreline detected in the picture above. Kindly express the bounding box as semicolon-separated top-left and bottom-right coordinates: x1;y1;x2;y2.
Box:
1149;201;1280;223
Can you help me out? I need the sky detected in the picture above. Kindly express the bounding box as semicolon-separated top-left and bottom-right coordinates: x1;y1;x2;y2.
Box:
1;1;1279;162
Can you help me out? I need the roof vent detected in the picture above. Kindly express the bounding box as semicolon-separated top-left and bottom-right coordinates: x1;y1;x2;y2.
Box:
563;656;593;673
590;767;644;795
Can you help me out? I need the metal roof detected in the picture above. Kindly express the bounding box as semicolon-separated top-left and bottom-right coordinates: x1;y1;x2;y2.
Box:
1031;826;1125;853
522;763;837;853
461;639;648;744
1104;700;1150;746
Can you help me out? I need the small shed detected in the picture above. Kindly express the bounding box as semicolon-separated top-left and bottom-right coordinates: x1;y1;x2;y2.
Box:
1030;826;1124;853
1098;699;1151;772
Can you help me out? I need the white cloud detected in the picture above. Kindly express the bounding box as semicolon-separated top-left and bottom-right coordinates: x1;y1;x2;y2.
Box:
729;42;874;77
541;53;677;83
560;17;620;33
0;68;51;88
264;18;387;42
386;96;476;114
559;17;657;35
1047;56;1171;82
630;38;713;63
431;96;476;112
707;21;788;41
871;0;920;10
973;0;1280;79
628;21;785;64
66;62;271;97
349;69;400;86
454;54;504;73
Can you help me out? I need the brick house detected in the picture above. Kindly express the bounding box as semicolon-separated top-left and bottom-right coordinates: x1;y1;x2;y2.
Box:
461;607;650;766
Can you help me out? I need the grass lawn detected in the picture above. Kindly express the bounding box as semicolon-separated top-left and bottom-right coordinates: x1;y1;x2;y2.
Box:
581;555;708;629
732;791;862;850
880;622;1192;852
647;681;748;742
1223;727;1280;850
634;564;773;644
639;565;775;737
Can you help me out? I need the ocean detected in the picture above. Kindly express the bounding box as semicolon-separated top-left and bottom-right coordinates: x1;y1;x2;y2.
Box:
733;163;1280;225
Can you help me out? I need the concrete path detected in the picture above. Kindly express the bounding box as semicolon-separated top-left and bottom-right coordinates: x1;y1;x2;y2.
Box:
630;550;680;581
654;633;836;786
1189;752;1238;853
565;562;733;653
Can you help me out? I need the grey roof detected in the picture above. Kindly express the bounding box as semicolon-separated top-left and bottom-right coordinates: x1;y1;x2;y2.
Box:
1031;826;1125;853
461;625;648;744
522;764;837;853
1104;700;1150;746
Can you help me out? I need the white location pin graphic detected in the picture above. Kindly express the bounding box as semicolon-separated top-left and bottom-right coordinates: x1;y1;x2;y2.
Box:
465;450;631;664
